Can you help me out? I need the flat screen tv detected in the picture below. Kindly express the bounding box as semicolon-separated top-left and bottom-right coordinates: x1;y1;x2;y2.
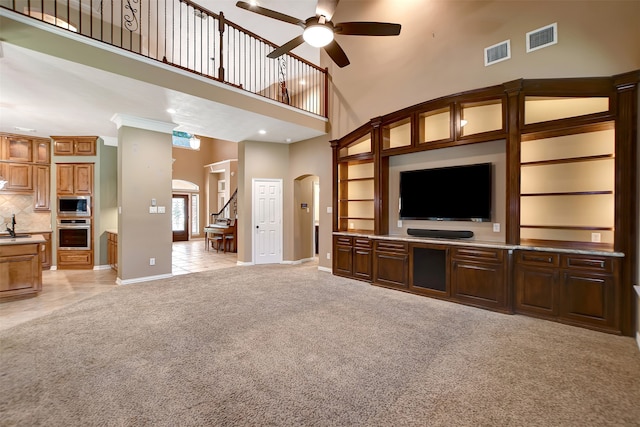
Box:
399;163;492;222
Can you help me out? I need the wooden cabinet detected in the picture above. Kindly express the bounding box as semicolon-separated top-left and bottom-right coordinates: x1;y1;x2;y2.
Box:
515;250;621;333
33;139;51;164
353;238;372;281
373;240;408;289
56;163;93;195
0;242;42;300
0;163;33;191
2;135;32;162
52;136;97;156
34;165;50;211
450;246;510;313
333;235;372;281
107;231;118;272
39;232;52;270
57;250;93;270
409;243;448;298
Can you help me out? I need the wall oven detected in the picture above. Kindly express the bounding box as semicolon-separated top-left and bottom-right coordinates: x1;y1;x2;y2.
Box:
58;196;91;217
57;219;91;250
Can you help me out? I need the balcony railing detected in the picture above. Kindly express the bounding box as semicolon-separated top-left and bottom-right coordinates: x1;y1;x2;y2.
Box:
1;0;328;117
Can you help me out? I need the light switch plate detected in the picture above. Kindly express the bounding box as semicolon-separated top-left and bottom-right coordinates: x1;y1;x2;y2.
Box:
493;223;500;232
327;206;332;214
158;206;166;214
149;206;158;214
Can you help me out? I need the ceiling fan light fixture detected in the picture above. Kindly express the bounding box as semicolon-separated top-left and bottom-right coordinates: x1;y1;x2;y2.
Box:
303;24;334;48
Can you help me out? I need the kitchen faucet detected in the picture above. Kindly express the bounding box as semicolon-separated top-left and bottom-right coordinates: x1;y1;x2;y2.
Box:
6;214;16;238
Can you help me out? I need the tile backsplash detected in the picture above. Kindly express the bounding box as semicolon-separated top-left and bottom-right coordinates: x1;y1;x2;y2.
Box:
0;195;52;232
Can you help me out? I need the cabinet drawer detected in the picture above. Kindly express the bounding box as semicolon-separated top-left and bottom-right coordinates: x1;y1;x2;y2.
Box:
374;240;408;253
335;236;352;246
562;255;614;273
517;251;560;267
354;238;371;249
452;247;503;262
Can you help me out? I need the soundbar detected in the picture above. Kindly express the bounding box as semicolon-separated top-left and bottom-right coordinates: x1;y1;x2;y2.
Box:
407;229;474;239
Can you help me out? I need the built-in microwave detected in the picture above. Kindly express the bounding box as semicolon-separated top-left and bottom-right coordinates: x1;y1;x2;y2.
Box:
57;196;91;217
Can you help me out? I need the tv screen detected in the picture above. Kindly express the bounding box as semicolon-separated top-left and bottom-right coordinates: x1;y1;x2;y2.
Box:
399;163;492;222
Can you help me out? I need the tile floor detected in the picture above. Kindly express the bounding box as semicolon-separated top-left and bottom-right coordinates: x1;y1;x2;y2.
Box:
0;239;237;331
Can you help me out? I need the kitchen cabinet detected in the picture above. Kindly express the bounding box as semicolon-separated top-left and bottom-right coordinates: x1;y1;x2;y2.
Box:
107;231;118;272
33;165;50;211
57;250;93;270
57;163;93;195
2;135;32;162
0;163;33;192
0;238;43;300
52;136;97;156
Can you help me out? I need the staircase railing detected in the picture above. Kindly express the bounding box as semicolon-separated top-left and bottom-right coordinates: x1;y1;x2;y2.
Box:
211;188;237;223
0;0;327;117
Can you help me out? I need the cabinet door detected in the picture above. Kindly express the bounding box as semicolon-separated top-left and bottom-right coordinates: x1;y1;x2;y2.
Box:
57;250;93;269
559;272;617;331
2;135;32;162
451;259;508;311
74;163;93;195
33;139;51;164
373;242;408;289
74;138;96;155
40;233;52;270
53;138;75;155
514;266;558;318
334;244;353;277
353;248;372;281
56;164;75;194
2;163;33;191
34;165;50;211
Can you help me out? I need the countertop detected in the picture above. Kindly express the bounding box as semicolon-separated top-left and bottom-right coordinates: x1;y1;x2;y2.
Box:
333;231;625;258
0;234;46;246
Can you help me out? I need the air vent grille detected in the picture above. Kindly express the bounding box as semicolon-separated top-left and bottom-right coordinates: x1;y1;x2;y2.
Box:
484;40;511;66
527;23;557;52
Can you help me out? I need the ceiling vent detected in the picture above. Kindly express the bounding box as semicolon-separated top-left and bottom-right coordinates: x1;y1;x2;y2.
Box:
526;23;557;53
484;40;511;66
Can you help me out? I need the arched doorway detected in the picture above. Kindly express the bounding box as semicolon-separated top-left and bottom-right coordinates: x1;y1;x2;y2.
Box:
293;174;319;262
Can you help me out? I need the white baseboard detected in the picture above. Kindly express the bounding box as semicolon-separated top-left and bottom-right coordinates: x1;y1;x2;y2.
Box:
236;261;254;266
50;266;57;270
116;273;173;285
93;265;112;271
637;332;640;352
281;257;316;265
318;266;332;273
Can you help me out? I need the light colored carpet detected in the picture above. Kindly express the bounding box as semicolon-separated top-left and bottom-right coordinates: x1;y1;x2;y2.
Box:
1;263;639;426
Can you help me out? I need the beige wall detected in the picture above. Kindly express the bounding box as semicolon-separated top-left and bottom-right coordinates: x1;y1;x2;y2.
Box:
290;135;332;268
327;1;640;139
172;137;238;234
238;135;332;267
118;126;172;281
237;141;290;264
96;140;118;265
293;176;317;261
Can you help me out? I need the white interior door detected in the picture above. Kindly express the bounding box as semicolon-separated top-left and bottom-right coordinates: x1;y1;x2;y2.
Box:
253;179;282;264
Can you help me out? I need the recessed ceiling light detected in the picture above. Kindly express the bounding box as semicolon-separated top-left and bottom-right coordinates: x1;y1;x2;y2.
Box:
285;138;292;142
258;130;267;135
167;108;177;114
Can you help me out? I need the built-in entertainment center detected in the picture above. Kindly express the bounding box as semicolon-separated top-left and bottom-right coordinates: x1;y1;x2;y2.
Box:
331;71;639;336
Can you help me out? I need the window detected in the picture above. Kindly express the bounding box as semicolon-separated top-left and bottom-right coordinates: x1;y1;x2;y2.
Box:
172;131;201;150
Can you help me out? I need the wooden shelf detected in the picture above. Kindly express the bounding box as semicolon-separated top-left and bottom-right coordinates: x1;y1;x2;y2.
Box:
521;153;614;167
339;177;374;182
520;225;614;231
521;191;613;197
339;198;374;202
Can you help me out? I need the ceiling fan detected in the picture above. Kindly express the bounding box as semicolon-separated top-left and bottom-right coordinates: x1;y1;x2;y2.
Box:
235;0;401;68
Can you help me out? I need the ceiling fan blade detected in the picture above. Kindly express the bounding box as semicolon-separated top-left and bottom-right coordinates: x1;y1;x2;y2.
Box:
267;35;306;59
335;22;402;36
324;40;350;68
316;0;339;20
236;1;305;27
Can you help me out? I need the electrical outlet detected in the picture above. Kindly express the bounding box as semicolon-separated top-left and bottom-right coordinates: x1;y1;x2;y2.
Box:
326;252;331;260
149;258;156;266
349;222;355;229
397;220;403;228
493;223;500;232
327;207;332;214
591;232;601;243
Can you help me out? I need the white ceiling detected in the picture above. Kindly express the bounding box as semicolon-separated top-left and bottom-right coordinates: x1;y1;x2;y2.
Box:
0;0;326;144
